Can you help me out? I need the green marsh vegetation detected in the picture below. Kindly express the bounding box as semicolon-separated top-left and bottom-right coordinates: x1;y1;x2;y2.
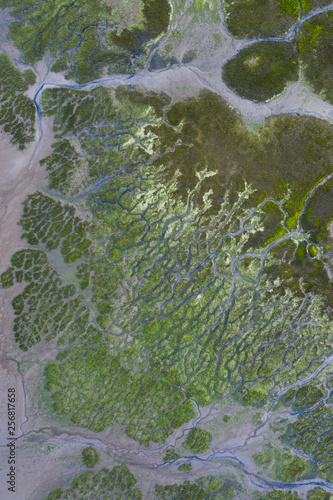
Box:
177;462;192;471
280;374;333;482
0;55;35;148
1;247;88;351
307;488;332;500
44;465;142;499
255;492;303;499
163;449;180;461
81;446;99;468
2;87;333;481
182;427;212;454
222;41;299;102
253;445;315;482
223;0;332;38
300;177;333;246
155;475;238;498
45;470;240;499
222;11;333;106
223;0;300;38
0;0;172;82
297;12;333;105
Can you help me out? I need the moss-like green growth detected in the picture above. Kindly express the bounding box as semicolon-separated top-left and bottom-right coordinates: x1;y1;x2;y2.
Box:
223;415;231;422
0;248;87;351
182;427;212;454
40;140;81;193
222;41;299;102
19;191;92;261
256;491;303;500
44;465;142;499
82;446;99;468
307;487;331;500
0;55;35;148
163;449;180;462
44;489;64;500
271;451;310;482
23;68;37;86
178;462;193;471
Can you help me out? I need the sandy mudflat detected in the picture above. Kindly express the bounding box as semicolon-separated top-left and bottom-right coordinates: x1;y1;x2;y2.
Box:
0;116;55;499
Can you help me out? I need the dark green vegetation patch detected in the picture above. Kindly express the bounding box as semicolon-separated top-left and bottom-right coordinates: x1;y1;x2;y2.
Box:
182;427;212;454
81;446;99;468
253;445;315;482
223;0;332;38
222;42;299;102
297;12;333;105
307;487;332;499
255;491;302;499
0;0;172;83
0;55;35;148
222;11;333;106
223;0;298;38
300;177;333;246
177;462;192;471
163;449;180;462
44;465;142;499
155;475;238;499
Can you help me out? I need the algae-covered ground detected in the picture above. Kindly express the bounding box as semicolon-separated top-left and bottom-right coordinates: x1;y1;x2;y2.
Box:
1;1;333;500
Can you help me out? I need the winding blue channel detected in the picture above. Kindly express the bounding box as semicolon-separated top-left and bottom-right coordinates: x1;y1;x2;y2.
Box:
246;2;333;44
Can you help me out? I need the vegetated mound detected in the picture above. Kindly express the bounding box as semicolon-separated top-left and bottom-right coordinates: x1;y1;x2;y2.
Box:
222;41;299;102
182;427;212;454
